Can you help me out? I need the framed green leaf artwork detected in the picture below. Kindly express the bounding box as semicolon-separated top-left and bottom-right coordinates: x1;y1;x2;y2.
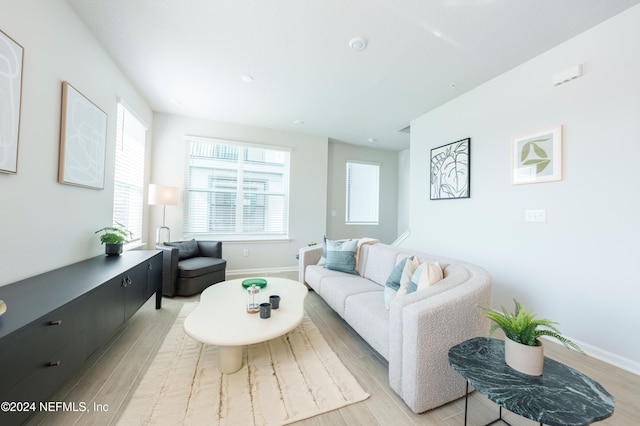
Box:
512;125;562;185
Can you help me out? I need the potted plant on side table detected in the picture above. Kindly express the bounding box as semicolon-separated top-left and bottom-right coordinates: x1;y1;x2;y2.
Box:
95;222;133;256
480;299;585;376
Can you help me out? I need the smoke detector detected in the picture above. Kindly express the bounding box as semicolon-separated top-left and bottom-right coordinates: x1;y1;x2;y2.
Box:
349;36;368;52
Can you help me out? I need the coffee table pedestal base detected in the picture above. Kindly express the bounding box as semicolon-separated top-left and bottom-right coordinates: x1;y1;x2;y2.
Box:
219;345;243;374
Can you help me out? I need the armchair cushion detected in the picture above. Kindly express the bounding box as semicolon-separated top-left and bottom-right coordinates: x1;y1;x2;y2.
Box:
178;257;226;278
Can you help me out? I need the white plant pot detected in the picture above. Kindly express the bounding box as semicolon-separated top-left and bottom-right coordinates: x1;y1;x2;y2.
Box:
504;337;544;376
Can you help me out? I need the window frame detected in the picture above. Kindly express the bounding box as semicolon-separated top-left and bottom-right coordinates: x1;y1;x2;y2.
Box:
345;160;380;226
112;100;147;248
183;136;292;242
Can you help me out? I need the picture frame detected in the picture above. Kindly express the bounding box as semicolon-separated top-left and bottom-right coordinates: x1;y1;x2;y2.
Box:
512;125;562;185
0;29;24;174
430;138;470;200
58;81;107;189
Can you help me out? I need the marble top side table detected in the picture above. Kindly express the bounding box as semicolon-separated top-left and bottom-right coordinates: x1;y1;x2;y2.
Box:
448;337;614;426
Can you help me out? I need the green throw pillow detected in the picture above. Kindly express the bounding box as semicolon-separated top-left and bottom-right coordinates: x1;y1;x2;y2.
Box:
323;238;358;275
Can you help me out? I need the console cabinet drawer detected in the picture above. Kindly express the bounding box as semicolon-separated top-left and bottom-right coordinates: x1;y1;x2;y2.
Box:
0;301;86;395
1;334;86;425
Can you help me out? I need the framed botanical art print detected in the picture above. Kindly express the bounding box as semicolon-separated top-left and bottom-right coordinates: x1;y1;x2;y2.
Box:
430;138;470;200
0;29;24;174
58;81;107;189
512;125;562;184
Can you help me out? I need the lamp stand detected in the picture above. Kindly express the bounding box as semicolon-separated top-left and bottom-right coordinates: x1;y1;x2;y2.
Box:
156;204;171;244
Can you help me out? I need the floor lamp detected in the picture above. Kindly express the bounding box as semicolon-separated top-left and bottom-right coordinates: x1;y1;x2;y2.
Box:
148;184;179;244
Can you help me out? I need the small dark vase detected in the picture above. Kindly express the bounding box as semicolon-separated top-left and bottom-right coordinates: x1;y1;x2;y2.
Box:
105;243;123;256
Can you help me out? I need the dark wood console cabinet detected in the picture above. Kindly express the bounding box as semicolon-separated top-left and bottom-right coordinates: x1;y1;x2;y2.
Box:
0;250;162;425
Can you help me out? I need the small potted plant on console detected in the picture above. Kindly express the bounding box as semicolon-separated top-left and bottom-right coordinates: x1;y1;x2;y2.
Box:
480;299;585;375
95;222;133;256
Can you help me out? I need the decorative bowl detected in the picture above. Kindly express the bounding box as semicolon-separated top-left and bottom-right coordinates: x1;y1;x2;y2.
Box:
241;278;267;289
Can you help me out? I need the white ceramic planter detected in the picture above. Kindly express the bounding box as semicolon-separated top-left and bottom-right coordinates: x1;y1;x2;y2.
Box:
504;337;544;376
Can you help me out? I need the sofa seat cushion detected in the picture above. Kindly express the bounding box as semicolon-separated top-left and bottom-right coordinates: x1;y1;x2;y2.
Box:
178;257;227;278
318;276;382;318
304;265;354;293
344;291;390;360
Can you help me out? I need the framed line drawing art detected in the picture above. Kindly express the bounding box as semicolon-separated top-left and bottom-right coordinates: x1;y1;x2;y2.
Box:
430;138;470;200
0;29;24;174
58;81;107;189
512;125;562;185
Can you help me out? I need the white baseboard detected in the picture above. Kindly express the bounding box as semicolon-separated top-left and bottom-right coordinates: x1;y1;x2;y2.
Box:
226;266;298;278
541;335;640;376
577;340;640;376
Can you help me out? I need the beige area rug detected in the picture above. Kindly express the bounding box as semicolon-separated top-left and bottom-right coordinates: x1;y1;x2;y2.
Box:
117;303;369;425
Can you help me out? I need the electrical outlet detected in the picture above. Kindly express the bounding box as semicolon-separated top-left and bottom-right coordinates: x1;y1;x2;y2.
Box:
525;209;546;223
243;249;249;257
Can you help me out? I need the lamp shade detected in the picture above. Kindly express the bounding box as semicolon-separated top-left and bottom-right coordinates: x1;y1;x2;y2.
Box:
148;184;179;205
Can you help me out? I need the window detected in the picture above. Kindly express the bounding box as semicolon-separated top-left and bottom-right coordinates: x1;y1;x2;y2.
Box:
184;137;291;240
112;102;146;244
346;161;379;225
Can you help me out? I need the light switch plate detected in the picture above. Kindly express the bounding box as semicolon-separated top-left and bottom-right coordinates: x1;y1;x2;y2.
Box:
525;209;546;223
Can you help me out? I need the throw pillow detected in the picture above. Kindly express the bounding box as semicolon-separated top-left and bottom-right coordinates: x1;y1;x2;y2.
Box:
317;235;328;266
164;239;199;260
407;262;443;293
323;238;359;275
396;256;420;297
384;256;411;310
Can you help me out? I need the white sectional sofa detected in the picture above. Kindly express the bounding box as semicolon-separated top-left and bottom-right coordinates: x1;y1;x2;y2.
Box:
298;241;492;413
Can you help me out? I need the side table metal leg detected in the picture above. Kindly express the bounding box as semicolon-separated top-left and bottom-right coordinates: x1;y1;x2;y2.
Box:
464;381;469;426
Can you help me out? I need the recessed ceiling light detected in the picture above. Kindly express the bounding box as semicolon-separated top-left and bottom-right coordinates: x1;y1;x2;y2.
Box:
368;138;377;143
349;36;368;52
294;120;305;125
450;82;457;89
241;74;254;83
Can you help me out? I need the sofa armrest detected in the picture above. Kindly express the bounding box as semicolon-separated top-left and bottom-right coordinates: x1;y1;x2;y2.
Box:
156;244;179;296
388;265;492;413
298;245;323;284
197;240;223;258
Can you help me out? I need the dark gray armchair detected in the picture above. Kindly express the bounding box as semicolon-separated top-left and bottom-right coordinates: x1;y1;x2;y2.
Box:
156;239;226;296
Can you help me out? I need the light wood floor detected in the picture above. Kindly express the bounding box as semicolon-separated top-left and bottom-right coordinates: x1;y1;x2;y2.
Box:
29;274;639;425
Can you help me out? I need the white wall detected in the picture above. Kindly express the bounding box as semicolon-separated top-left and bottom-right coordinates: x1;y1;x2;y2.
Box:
326;141;399;244
406;5;640;372
397;148;410;237
0;0;152;286
151;113;328;274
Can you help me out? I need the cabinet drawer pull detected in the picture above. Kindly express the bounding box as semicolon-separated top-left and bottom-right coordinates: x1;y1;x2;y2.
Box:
49;320;62;326
148;263;153;270
122;276;132;287
48;360;61;367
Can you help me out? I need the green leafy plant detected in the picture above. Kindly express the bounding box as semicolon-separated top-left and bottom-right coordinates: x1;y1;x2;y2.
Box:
480;299;584;353
95;222;133;245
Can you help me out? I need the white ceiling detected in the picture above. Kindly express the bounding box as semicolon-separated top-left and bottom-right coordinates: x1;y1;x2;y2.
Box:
67;0;639;151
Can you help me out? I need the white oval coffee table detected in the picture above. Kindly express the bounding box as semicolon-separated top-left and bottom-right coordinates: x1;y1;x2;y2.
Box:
183;277;308;374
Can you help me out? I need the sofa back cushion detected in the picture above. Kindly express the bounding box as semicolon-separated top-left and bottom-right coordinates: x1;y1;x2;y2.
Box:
361;244;411;286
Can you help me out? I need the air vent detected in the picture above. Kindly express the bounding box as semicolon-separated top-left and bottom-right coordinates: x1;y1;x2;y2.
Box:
398;125;410;134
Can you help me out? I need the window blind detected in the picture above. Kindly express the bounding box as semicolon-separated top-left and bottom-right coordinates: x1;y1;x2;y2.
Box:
184;137;290;240
346;161;380;225
113;103;146;244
